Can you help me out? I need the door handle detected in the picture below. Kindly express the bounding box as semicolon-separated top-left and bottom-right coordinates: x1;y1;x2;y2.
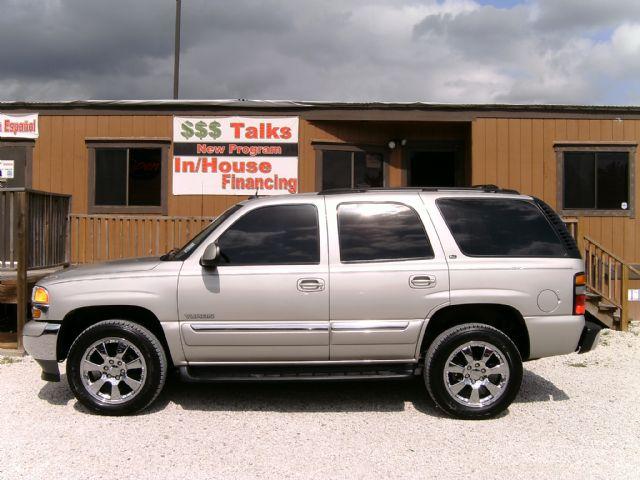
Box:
297;278;325;292
409;274;436;289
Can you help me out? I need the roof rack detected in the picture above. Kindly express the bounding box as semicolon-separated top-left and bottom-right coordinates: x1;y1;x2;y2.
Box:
318;185;520;195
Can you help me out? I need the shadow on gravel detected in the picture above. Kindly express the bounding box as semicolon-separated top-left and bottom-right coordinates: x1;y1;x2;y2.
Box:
36;367;569;415
154;375;446;415
516;368;570;402
38;374;74;406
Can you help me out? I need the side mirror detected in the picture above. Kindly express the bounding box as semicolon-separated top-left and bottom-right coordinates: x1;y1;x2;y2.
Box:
200;242;220;268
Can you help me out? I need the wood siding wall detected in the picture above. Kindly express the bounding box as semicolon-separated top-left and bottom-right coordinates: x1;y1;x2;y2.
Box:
29;113;640;266
31;115;469;214
472;117;640;264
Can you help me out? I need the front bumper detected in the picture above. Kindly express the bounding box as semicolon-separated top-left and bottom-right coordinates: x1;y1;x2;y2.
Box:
22;320;61;382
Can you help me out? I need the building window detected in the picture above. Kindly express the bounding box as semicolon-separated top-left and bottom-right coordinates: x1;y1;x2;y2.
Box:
556;145;636;216
314;144;387;190
88;142;168;214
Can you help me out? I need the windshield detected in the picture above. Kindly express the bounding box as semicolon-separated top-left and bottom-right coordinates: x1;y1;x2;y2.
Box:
162;204;243;261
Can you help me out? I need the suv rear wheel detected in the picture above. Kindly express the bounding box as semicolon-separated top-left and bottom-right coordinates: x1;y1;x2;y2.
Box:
424;323;523;419
66;320;167;415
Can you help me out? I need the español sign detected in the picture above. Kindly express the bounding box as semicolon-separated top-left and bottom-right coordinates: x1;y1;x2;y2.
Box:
0;113;38;139
172;116;298;195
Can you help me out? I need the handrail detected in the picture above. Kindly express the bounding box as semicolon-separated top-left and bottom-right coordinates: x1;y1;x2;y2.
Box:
583;235;626;265
69;213;214;263
0;187;71;198
71;213;214;221
583;236;633;331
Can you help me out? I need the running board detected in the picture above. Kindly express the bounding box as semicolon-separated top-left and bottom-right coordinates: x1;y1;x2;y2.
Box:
178;363;417;382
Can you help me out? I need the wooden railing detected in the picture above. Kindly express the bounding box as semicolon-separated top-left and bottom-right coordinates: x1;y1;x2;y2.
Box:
583;235;638;331
69;214;214;264
563;217;578;243
0;188;71;349
0;188;71;270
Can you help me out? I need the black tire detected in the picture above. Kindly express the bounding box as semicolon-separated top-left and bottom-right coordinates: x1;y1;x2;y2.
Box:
424;323;523;420
66;320;167;415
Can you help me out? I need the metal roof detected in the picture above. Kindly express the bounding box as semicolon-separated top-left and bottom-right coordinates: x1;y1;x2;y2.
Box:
0;99;639;113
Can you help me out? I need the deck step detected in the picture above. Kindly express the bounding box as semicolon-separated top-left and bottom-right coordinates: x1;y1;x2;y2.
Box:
179;363;417;383
598;302;617;311
586;302;615;329
585;291;602;301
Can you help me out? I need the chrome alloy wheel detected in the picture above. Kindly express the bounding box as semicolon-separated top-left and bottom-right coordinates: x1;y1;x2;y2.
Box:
80;337;147;405
443;341;510;408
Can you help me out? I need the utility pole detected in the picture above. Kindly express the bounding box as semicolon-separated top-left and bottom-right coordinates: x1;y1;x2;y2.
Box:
173;0;181;99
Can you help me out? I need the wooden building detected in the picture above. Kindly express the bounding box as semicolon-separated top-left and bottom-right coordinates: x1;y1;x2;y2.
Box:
2;100;640;348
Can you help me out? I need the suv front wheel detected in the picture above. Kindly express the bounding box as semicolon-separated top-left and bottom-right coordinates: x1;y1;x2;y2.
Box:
424;323;523;419
66;320;168;415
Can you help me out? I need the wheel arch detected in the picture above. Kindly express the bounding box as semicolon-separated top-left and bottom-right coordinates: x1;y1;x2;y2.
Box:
57;305;171;364
418;304;530;361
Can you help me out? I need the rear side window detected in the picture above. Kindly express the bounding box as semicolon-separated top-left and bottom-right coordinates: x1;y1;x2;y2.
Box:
437;198;567;257
337;202;434;262
217;204;320;265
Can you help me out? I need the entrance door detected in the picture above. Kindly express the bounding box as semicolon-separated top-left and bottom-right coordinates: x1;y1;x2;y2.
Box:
0;143;31;188
407;145;465;188
177;199;330;363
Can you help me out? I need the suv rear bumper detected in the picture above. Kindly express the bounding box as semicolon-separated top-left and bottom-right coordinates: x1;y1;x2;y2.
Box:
22;320;61;382
576;318;605;354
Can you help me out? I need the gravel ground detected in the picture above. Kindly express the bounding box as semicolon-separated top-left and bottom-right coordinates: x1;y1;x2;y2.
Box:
1;325;639;480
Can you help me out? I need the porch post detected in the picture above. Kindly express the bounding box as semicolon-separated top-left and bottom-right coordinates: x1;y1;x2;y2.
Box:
16;190;29;350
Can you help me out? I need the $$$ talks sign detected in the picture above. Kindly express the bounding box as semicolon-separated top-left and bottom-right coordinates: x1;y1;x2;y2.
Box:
172;116;298;195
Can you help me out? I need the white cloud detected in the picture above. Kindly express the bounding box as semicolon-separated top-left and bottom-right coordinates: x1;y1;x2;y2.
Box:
0;0;639;104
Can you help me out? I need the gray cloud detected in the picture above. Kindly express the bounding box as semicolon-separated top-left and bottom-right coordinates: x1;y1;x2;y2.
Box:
0;0;639;103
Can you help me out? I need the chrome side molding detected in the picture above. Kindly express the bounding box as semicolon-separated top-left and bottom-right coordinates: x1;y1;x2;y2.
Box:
331;321;410;331
190;322;329;332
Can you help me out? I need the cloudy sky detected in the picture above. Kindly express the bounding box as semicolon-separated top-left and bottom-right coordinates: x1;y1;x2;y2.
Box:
1;0;640;104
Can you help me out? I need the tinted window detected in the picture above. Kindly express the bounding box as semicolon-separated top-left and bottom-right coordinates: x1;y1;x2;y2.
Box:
171;204;243;261
217;204;319;265
94;147;162;207
321;150;384;190
337;203;433;262
563;151;629;210
564;152;595;209
95;149;127;205
437;198;567;257
322;151;352;189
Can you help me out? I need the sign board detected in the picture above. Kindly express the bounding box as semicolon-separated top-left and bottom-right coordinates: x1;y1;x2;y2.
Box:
0;113;38;139
628;289;640;302
172;116;298;195
0;160;14;180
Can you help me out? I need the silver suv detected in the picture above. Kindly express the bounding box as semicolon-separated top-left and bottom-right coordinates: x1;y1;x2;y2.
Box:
23;187;602;419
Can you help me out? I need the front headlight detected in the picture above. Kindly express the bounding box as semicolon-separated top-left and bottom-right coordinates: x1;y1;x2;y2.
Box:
32;286;50;305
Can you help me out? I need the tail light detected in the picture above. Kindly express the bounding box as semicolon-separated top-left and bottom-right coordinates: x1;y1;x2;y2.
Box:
574;272;586;315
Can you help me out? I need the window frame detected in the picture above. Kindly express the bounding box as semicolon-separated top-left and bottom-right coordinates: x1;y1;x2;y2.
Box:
555;143;636;218
336;201;434;264
87;140;169;215
216;203;321;266
312;142;389;191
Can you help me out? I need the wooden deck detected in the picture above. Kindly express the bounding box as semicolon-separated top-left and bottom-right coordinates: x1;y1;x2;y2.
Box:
0;267;64;351
0;267;64;304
